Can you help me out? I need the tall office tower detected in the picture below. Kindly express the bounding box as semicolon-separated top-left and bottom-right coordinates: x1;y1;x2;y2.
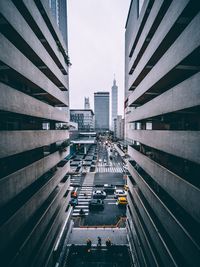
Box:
111;78;118;131
125;1;200;266
0;1;71;266
94;92;110;131
84;97;90;109
49;0;68;48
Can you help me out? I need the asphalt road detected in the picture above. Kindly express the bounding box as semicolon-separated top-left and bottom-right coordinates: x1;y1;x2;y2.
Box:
71;141;127;227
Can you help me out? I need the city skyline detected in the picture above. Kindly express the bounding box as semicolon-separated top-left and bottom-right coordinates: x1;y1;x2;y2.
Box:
67;0;131;115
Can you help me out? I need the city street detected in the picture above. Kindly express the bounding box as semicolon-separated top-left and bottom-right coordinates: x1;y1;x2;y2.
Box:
70;141;127;227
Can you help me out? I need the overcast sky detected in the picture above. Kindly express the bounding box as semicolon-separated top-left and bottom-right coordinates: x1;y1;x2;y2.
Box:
67;0;131;116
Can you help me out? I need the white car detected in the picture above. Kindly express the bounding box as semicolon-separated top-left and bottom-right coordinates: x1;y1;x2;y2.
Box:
99;159;102;163
93;190;107;199
114;189;127;199
104;159;107;164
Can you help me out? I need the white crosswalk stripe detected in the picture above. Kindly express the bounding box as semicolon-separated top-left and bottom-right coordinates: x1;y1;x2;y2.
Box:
96;165;123;173
72;183;93;217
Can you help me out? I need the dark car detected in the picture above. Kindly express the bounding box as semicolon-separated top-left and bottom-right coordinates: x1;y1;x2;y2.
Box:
92;190;106;199
89;199;104;210
103;184;115;193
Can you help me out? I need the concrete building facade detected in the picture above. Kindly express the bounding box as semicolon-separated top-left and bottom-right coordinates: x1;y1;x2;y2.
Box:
114;115;124;140
0;1;71;266
125;1;200;266
70;109;94;131
111;78;118;131
94;92;110;131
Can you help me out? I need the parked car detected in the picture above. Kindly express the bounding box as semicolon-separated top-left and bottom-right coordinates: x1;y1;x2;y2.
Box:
109;156;113;160
70;198;78;207
92;190;107;199
114;189;127;199
89;199;104;210
117;197;128;206
103;184;115;193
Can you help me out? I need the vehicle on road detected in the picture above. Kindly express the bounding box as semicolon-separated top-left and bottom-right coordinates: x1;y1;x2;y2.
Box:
124;185;129;191
104;159;107;164
89;199;104;210
114;189;127;198
117;197;128;206
92;190;107;199
109;156;113;160
103;184;115;193
99;159;102;163
70;198;78;207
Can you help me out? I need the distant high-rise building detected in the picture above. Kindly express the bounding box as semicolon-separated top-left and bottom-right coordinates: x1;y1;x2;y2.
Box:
114;116;124;140
70;109;94;131
94;92;109;131
111;78;118;130
84;97;90;109
49;0;68;48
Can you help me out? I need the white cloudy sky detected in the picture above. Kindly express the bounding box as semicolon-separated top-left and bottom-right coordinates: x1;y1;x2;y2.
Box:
67;0;131;116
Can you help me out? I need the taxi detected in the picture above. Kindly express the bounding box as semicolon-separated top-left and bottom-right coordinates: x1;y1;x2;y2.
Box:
117;197;128;206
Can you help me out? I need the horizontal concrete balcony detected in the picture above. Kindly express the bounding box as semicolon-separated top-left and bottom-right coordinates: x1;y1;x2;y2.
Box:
0;82;68;123
31;195;71;267
128;0;190;77
11;179;70;266
0;34;68;107
128;190;177;267
127;130;200;164
127;195;159;266
128;162;200;266
0;0;68;90
127;0;152;57
127;72;200;123
15;0;68;75
128;0;168;72
0;162;70;251
0;149;69;207
0;130;69;159
128;145;200;223
128;12;200;104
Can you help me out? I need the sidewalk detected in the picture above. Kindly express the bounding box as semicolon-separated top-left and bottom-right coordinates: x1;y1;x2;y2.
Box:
68;227;128;246
82;172;95;187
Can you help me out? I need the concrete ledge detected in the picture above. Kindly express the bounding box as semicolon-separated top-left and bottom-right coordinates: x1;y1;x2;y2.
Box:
12;181;70;266
0;163;70;251
128;12;200;104
128;191;176;267
0;0;68;90
0;130;69;158
0;82;68;122
21;0;67;74
127;72;200;123
127;130;200;164
0;33;68;106
128;162;200;265
0;149;69;207
128;145;200;223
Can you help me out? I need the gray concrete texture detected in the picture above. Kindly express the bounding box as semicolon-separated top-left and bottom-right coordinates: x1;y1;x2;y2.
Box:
0;130;69;158
127;129;200;164
68;228;128;246
128;145;200;223
128;162;200;266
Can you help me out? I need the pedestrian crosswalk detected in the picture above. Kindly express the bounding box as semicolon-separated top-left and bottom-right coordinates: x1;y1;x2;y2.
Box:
72;185;93;217
70;176;82;186
96;162;124;173
96;166;124;173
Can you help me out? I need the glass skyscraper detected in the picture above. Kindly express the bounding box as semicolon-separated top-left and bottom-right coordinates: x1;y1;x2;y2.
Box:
94;92;110;131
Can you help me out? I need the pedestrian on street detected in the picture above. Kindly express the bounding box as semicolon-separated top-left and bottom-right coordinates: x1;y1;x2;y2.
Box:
97;236;102;247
